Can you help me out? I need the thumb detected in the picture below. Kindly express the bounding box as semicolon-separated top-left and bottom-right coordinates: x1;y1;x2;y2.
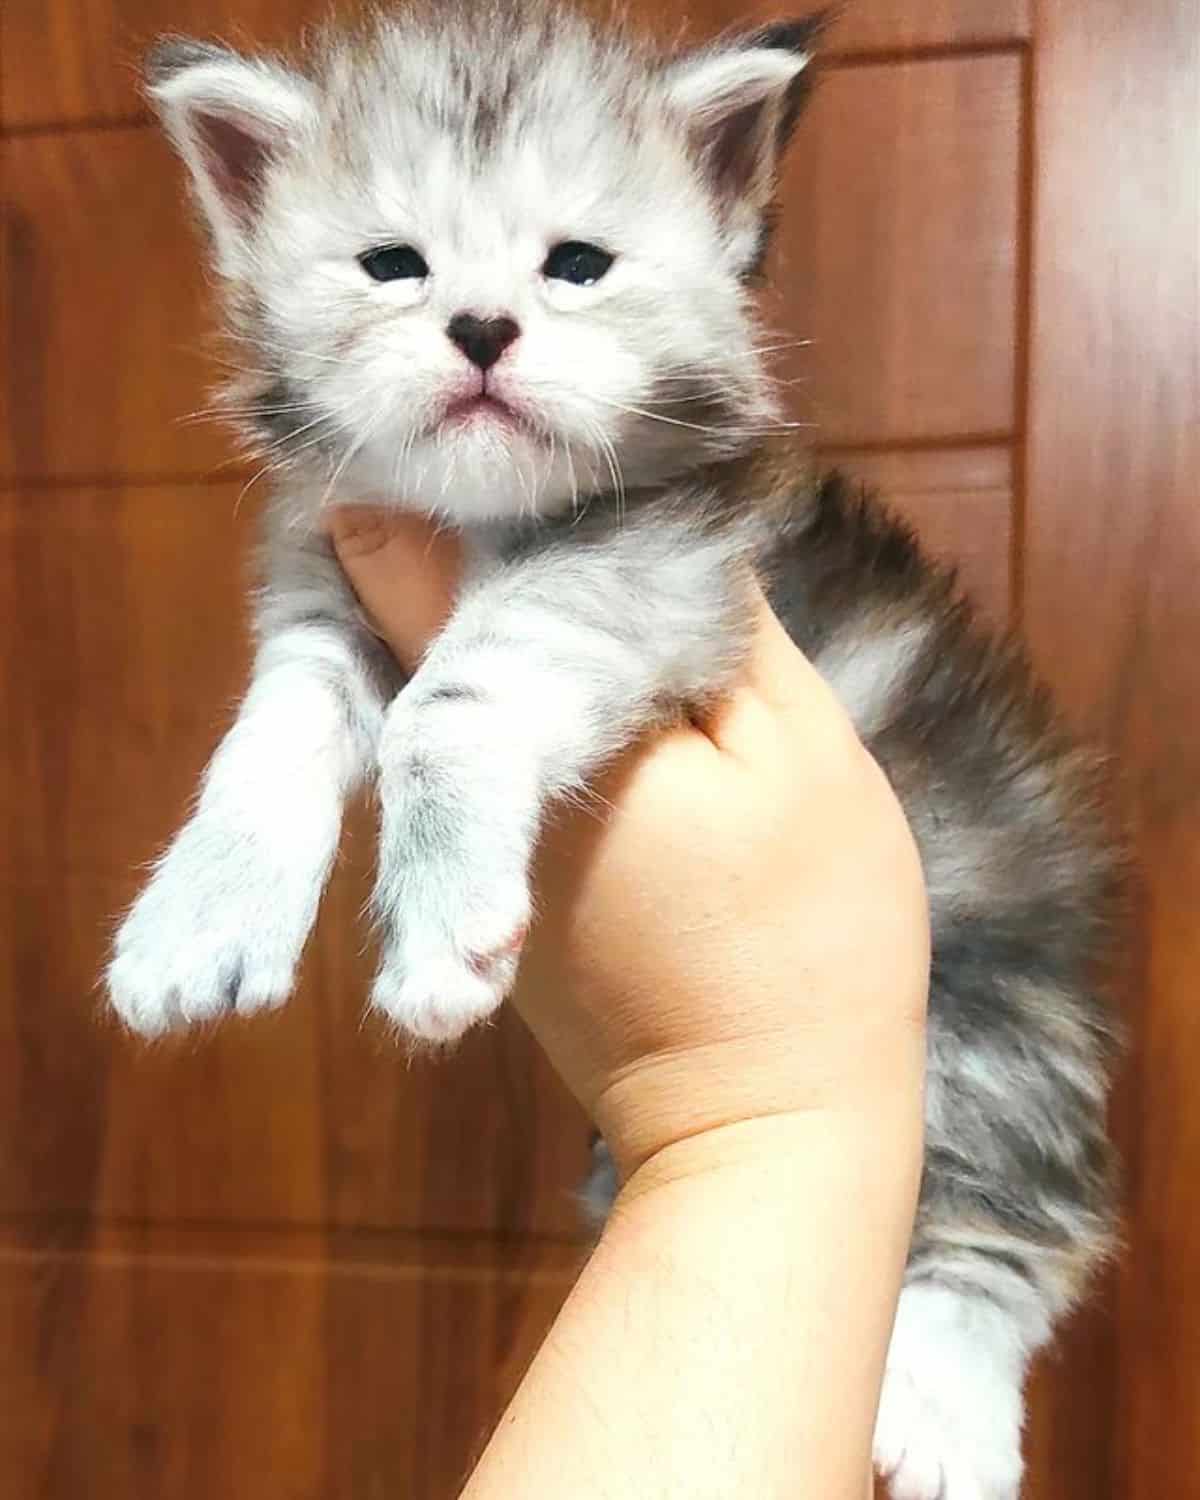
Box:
326;507;463;672
701;584;856;758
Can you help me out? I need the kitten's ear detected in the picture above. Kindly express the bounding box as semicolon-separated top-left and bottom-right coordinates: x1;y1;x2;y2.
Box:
146;38;315;275
663;15;827;271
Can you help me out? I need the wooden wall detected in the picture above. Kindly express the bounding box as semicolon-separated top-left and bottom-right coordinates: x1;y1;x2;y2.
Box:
2;0;1196;1494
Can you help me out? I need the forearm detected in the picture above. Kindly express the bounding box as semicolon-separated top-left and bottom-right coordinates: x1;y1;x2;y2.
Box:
462;1098;923;1500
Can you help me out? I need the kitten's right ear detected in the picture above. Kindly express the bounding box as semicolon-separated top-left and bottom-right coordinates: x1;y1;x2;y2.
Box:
662;14;828;273
146;38;315;276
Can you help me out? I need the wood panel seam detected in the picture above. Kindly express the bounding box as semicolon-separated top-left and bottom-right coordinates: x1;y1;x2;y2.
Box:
0;1242;581;1284
0;1212;589;1246
1009;45;1037;627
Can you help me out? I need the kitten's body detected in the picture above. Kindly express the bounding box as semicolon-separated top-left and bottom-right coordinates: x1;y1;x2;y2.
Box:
107;7;1120;1495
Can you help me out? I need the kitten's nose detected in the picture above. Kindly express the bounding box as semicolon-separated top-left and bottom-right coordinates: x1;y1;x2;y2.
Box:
447;312;520;371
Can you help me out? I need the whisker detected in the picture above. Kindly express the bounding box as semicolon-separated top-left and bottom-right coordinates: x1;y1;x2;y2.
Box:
173;399;325;429
232;461;275;519
587;393;816;437
318;401;388;511
564;437;581;522
250;410;340;463
541;428;558;516
244;338;358;368
653;340;813;368
590;422;626;529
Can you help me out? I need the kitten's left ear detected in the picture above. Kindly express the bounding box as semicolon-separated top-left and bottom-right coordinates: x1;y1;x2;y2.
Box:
663;14;828;271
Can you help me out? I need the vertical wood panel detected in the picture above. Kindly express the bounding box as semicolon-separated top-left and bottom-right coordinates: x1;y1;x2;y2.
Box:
0;132;225;481
824;447;1013;623
1021;0;1200;1496
0;0;331;129
775;57;1021;444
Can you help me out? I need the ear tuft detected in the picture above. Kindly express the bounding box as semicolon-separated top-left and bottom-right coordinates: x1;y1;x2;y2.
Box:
145;37;235;88
750;11;836;58
747;11;833;134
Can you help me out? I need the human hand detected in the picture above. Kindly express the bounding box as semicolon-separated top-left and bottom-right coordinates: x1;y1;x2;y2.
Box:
328;508;929;1186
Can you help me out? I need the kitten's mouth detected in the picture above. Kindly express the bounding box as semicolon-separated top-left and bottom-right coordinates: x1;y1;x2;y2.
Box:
440;392;524;431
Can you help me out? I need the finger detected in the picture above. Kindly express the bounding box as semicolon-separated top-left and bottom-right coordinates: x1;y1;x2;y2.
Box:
740;585;838;712
701;584;856;761
326;508;464;670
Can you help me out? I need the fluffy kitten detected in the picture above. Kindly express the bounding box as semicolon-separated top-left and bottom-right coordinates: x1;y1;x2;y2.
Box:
107;5;1121;1496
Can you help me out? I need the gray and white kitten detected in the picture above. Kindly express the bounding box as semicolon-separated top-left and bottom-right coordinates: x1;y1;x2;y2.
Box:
107;5;1120;1496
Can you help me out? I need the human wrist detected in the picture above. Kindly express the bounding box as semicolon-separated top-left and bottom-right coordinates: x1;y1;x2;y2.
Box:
587;998;927;1192
465;1099;919;1500
610;1086;925;1230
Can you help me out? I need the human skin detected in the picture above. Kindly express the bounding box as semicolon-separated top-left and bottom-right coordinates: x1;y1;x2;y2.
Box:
329;507;929;1500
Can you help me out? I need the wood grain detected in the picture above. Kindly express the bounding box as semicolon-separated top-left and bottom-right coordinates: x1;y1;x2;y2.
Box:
1020;0;1200;1494
0;130;228;482
0;0;332;131
0;867;591;1234
0;483;591;1233
773;56;1021;446
0;484;251;870
0;1224;576;1499
824;446;1012;623
0;0;1031;130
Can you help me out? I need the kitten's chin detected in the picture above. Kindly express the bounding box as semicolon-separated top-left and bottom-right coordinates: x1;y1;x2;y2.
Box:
349;430;594;523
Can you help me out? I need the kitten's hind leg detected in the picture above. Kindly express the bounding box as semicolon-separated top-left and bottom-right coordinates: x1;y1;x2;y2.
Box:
873;1280;1043;1500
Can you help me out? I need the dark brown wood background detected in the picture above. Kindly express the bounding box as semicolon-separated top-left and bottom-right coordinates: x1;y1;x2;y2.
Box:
1;0;1196;1495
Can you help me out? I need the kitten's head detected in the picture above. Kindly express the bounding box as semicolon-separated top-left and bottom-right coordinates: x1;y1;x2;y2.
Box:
149;2;822;521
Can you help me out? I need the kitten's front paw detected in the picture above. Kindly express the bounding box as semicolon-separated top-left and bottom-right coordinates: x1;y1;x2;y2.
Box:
370;871;531;1044
107;824;327;1036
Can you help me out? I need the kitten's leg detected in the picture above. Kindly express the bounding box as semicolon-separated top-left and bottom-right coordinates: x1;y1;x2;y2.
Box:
871;944;1113;1499
108;571;388;1034
370;517;754;1042
873;1270;1053;1500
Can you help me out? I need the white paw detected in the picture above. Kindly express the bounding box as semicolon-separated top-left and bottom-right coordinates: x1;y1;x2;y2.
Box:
370;868;531;1044
873;1286;1025;1500
107;823;326;1036
874;1369;1001;1500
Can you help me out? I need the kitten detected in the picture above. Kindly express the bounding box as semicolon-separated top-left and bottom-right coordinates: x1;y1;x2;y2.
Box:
107;5;1121;1496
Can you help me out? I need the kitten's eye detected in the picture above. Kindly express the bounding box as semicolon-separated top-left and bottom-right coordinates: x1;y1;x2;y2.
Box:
358;244;430;282
542;241;614;286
